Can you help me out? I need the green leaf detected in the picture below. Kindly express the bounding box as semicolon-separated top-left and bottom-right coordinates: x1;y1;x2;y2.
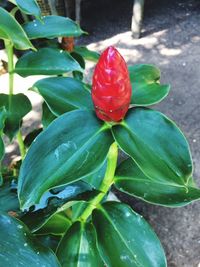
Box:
0;137;4;161
71;52;85;81
0;138;4;185
0;94;32;140
112;108;192;185
129;65;170;106
115;158;200;207
15;48;82;77
0;181;20;213
74;46;100;62
21;181;97;232
18;110;113;210
24;128;43;147
42;102;57;128
15;0;42;20
0;107;6;171
37;235;61;253
0;7;34;50
36;212;71;236
23;15;85;39
0;213;60;267
0;106;7;132
83;161;107;189
71;52;85;69
56;221;104;267
71;201;88;221
93;202;167;267
33;77;93;116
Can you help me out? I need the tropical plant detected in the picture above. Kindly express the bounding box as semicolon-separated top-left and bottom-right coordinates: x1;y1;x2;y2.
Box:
0;1;199;267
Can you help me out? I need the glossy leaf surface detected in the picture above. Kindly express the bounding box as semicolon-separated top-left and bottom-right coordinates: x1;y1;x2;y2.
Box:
33;77;93;116
0;94;32;140
115;158;200;207
129;65;170;106
93;202;166;267
21;181;97;232
0;7;34;50
15;48;82;77
15;0;42;19
23;15;84;39
0;213;60;267
36;212;71;236
18;110;113;210
56;221;104;267
83;161;107;189
112;108;192;185
74;46;100;62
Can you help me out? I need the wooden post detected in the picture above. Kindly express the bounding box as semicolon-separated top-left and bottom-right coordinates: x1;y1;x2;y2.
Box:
75;0;82;24
131;0;145;38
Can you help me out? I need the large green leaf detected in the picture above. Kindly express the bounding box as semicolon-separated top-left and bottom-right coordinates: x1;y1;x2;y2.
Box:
15;48;82;77
14;0;42;19
115;158;200;207
18;110;113;210
0;213;60;267
74;46;100;62
23;15;85;39
21;181;97;232
32;77;93;116
0;7;34;50
93;202;167;267
112;108;192;185
56;221;104;267
129;65;170;106
0;94;32;140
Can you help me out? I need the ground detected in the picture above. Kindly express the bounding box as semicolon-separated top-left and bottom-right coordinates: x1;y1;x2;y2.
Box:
0;0;200;266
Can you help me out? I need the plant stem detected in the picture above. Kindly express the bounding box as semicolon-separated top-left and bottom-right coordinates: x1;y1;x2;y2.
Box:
17;131;26;160
5;40;26;160
79;142;118;222
4;40;14;109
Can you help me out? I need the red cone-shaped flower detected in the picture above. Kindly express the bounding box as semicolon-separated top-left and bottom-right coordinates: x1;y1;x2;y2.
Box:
92;46;132;122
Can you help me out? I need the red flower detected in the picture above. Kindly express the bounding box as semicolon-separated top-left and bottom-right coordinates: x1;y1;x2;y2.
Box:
92;46;132;122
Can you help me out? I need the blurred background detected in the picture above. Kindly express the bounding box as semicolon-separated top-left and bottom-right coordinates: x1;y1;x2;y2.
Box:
1;0;200;266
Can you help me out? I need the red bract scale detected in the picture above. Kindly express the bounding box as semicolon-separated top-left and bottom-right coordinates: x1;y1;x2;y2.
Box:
91;46;132;122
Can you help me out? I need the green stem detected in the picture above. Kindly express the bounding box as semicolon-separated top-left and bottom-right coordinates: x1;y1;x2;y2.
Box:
17;130;26;160
79;142;118;222
5;40;26;160
4;40;14;109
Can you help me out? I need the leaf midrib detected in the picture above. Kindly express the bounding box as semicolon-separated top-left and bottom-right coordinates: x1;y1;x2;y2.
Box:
99;207;143;267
